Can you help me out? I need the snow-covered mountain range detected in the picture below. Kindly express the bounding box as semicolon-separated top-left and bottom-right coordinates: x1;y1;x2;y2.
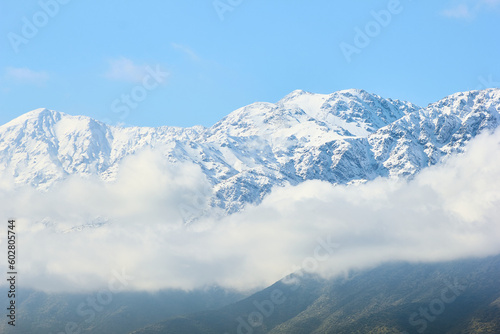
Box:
1;88;499;215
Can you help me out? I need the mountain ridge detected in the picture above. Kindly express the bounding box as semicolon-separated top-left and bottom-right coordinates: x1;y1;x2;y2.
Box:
1;88;499;215
128;254;500;334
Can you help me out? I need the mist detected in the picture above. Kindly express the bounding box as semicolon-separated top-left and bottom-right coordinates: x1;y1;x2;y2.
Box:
1;128;500;293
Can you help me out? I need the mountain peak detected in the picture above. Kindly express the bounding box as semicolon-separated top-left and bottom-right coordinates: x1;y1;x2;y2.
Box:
21;107;59;119
337;88;370;96
1;108;64;129
279;89;312;101
427;88;500;119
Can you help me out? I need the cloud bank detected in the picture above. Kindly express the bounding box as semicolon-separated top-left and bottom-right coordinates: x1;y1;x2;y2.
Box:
1;129;500;293
104;57;153;83
4;67;50;85
441;0;500;19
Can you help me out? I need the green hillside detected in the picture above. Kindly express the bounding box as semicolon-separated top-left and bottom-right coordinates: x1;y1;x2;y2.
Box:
130;255;500;334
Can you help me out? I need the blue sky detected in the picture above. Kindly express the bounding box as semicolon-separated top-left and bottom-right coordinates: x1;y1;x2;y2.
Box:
0;0;499;128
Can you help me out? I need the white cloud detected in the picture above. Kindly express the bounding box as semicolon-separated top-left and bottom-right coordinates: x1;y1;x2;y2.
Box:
172;43;201;62
1;129;500;293
442;3;473;18
441;0;500;19
104;57;151;83
4;67;49;85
